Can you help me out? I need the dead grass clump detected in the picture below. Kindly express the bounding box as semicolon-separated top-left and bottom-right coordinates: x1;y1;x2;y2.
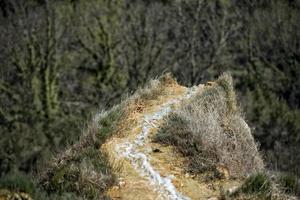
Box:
154;73;264;178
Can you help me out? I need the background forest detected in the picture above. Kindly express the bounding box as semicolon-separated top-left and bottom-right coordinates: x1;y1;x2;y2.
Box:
0;0;299;198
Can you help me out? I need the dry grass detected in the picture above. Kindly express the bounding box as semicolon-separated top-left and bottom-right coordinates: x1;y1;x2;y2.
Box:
115;73;180;136
39;106;123;199
154;73;264;178
124;73;178;112
39;74;177;199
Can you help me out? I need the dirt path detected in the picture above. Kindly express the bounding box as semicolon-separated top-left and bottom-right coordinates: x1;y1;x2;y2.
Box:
102;84;240;200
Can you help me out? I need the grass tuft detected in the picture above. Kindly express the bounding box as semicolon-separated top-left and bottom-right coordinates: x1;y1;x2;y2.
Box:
276;173;300;196
129;73;177;104
230;172;299;199
240;172;272;197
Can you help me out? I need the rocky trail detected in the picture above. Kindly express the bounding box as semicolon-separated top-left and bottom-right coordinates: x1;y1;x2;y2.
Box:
102;83;240;200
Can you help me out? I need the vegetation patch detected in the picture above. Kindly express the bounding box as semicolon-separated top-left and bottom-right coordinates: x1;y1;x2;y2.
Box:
239;172;272;198
227;172;299;200
39;105;123;199
126;73;178;111
0;172;36;195
276;173;300;196
0;172;79;200
38;75;174;199
154;73;264;178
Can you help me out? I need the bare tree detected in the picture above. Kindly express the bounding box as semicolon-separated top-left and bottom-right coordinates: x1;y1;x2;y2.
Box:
0;1;67;120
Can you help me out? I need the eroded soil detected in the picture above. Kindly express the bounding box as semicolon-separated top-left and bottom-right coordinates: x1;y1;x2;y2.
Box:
102;83;240;200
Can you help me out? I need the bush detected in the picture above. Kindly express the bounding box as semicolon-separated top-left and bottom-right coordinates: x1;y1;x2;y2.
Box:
41;147;117;199
154;73;264;178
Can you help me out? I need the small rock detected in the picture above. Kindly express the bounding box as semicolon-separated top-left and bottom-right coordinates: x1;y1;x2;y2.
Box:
112;186;120;190
119;180;126;187
152;148;161;153
20;192;32;200
216;165;230;179
205;81;215;86
207;183;216;190
207;197;218;200
228;186;239;194
13;193;22;200
185;173;190;178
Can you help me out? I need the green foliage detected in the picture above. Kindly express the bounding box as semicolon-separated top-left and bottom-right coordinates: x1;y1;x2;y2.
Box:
243;85;300;175
277;173;300;196
95;106;123;146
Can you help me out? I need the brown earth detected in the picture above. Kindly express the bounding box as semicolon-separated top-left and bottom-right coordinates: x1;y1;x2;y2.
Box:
102;82;241;200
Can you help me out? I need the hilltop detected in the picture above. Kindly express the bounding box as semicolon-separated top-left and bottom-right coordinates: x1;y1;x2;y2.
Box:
0;74;297;200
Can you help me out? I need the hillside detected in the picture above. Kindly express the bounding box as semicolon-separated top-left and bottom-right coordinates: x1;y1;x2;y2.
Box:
1;1;299;199
103;74;244;199
101;74;295;200
0;74;297;200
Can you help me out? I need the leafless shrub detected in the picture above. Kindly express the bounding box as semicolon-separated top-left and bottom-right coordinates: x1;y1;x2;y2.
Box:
155;73;264;178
